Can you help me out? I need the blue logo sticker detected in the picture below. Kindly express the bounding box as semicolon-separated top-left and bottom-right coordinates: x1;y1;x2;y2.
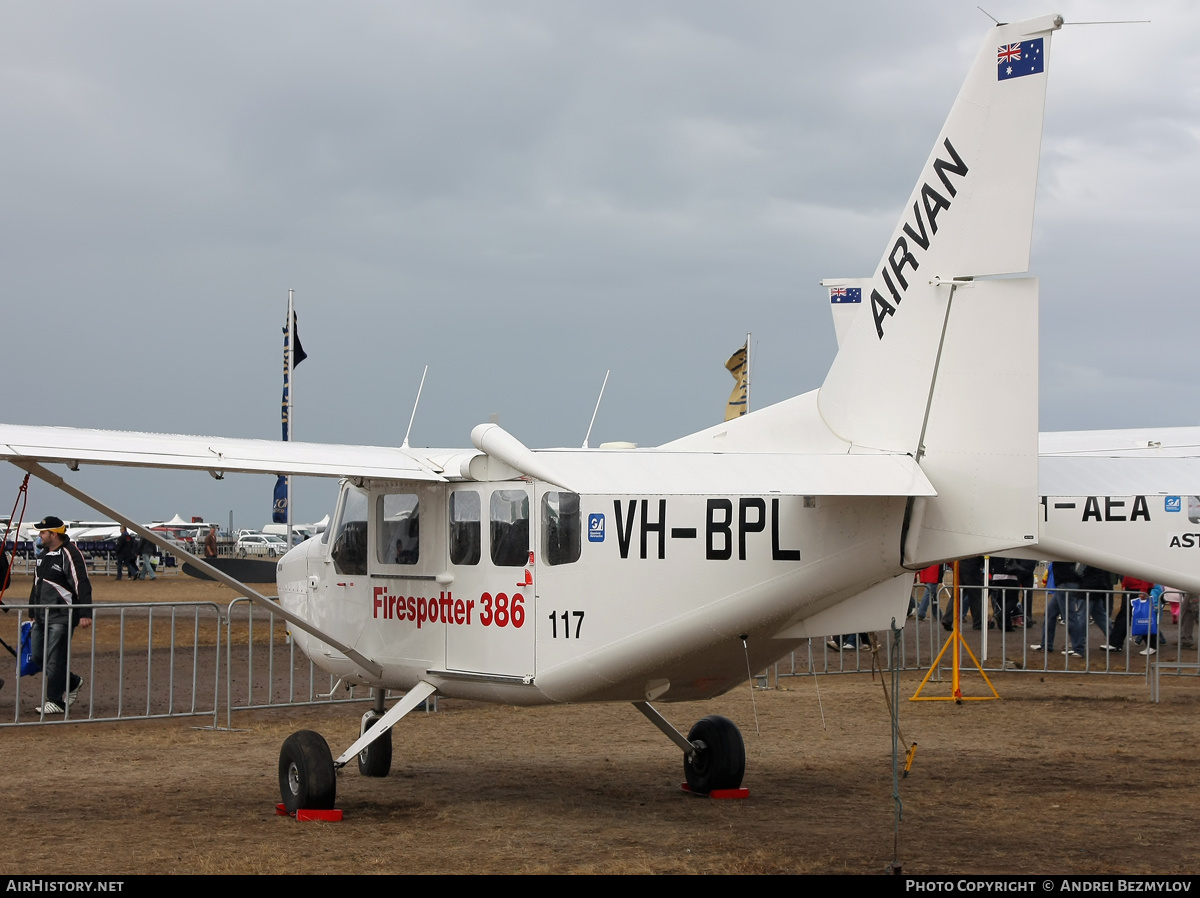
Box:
1165;496;1182;512
588;513;605;542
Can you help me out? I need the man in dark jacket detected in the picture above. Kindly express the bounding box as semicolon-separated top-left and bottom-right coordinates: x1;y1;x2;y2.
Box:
943;556;986;631
29;516;92;714
114;525;139;580
990;557;1037;631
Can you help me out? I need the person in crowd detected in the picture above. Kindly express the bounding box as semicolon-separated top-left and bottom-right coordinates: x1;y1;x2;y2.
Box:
989;557;1037;632
1109;575;1151;650
943;556;986;631
28;515;92;715
1179;591;1197;651
114;526;139;581
1133;584;1166;655
916;563;941;622
1033;562;1086;656
136;535;157;581
1080;565;1116;650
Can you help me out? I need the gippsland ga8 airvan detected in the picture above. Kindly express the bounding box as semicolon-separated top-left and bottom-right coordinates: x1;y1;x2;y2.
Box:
5;13;1198;813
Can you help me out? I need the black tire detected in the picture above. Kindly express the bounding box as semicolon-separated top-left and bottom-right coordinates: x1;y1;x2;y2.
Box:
268;548;277;558
357;713;393;778
684;715;745;794
279;730;337;813
237;549;246;558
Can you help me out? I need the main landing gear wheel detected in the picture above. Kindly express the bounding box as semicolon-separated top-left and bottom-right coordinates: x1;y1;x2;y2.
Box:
279;730;337;813
357;711;393;778
684;715;745;794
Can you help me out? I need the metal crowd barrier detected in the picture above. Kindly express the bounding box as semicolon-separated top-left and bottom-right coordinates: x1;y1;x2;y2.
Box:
1;597;395;729
4;583;1193;728
222;597;379;729
772;584;1199;689
1;601;223;727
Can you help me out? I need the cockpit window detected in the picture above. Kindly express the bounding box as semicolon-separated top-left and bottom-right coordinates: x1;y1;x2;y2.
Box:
378;493;420;565
490;490;529;567
449;490;481;566
541;492;581;566
330;485;368;576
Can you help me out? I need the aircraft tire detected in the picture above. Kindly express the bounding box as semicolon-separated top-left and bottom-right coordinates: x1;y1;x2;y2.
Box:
683;715;745;794
279;730;337;813
357;713;393;778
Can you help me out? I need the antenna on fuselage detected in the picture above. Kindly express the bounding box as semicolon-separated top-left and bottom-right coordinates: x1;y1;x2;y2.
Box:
582;369;610;449
401;365;428;450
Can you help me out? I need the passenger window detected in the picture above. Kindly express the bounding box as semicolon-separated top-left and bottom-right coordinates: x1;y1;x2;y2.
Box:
378;493;420;565
490;490;529;567
330;485;368;576
449;491;481;565
542;492;580;566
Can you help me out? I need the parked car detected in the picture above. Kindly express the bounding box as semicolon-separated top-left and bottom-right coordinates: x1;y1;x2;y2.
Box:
235;533;288;558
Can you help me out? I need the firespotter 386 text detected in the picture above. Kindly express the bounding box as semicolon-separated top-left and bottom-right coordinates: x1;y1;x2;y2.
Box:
373;587;526;629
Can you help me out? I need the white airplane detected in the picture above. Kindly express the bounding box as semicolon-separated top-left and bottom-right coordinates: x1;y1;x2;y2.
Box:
6;13;1180;812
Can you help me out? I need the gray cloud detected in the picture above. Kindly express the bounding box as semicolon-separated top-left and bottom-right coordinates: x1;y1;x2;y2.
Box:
1;1;1196;526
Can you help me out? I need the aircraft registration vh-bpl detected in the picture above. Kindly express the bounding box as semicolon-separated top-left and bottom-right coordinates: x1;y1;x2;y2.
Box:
3;13;1189;812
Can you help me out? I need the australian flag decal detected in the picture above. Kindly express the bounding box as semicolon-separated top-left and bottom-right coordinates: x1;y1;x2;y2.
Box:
997;38;1044;81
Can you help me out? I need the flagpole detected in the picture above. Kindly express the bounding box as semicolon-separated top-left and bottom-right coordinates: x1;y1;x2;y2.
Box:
286;288;294;547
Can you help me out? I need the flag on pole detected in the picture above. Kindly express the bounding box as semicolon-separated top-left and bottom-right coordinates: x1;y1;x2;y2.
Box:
280;312;307;441
275;309;308;523
724;341;748;421
272;475;288;525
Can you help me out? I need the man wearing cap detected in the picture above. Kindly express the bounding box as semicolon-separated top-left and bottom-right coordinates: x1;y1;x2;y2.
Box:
29;516;92;714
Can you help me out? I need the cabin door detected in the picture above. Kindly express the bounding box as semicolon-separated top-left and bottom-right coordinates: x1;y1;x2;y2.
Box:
443;484;535;680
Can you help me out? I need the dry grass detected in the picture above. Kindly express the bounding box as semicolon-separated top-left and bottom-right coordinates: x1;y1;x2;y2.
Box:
1;670;1197;874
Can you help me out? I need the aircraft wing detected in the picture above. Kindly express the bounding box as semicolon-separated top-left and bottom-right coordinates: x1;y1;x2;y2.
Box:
1040;427;1200;495
0;423;447;481
1040;427;1200;458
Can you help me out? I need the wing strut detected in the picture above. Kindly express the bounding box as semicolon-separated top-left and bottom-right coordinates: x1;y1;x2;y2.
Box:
333;680;437;767
12;460;383;680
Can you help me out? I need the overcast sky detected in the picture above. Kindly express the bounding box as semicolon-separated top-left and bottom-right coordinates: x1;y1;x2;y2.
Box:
2;1;1197;528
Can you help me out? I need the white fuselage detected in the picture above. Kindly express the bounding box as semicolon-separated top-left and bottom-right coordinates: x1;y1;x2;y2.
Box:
277;479;910;706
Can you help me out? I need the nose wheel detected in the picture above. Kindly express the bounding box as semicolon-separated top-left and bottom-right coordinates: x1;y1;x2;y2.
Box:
279;730;337;813
357;710;393;777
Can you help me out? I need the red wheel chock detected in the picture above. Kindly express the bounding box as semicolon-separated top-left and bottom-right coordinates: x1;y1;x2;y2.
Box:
276;803;344;821
680;784;750;799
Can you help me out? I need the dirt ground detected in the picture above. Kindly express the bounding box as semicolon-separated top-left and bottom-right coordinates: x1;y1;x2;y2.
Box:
1;575;1198;875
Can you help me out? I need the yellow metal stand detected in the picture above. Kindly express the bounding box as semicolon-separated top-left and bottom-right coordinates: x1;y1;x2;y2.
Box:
910;560;1000;703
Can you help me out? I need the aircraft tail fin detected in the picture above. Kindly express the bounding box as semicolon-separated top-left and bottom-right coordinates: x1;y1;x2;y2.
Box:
817;14;1060;455
818;15;1060;564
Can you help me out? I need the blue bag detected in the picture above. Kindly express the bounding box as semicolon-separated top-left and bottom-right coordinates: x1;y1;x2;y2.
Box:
1131;596;1158;637
19;620;41;676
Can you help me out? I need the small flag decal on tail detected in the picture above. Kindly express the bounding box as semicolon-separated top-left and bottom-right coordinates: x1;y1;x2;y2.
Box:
829;287;862;304
997;38;1044;81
